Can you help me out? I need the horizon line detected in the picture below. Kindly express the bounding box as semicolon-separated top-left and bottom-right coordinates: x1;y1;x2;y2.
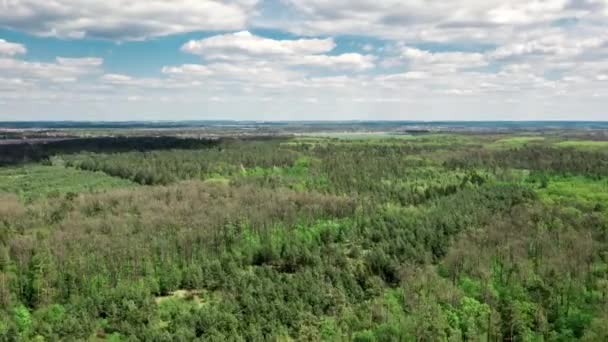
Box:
2;119;608;123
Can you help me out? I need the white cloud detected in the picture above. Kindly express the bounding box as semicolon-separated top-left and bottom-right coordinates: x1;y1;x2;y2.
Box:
444;88;475;95
0;39;27;56
376;71;430;82
270;0;606;43
162;62;300;85
100;73;199;89
56;57;104;67
100;74;134;84
289;53;376;70
0;0;258;40
400;47;487;71
161;64;214;77
181;31;375;71
0;77;32;91
2;1;608;121
486;1;572;24
0;56;102;83
102;60;301;90
491;34;606;59
182;31;335;59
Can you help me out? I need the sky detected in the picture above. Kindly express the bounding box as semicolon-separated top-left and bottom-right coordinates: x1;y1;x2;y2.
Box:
0;0;607;121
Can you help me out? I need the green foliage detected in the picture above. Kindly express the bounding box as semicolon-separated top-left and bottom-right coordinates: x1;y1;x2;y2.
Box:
0;165;134;200
446;145;608;176
533;173;608;211
62;140;300;185
13;304;32;337
0;134;607;340
488;136;546;149
555;140;608;150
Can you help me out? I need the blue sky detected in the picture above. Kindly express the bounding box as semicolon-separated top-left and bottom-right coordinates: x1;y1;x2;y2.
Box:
0;0;607;121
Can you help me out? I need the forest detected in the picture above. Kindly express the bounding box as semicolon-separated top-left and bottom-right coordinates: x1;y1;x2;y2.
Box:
0;132;607;341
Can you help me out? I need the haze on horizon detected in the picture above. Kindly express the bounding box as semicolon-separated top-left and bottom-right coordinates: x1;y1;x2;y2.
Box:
0;0;607;121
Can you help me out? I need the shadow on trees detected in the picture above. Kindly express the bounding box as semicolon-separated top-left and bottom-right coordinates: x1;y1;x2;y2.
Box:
0;137;220;166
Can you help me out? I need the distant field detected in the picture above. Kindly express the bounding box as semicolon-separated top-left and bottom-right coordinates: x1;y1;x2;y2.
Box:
0;165;135;200
488;136;546;149
289;133;483;151
555;140;608;150
0;138;73;145
300;132;414;140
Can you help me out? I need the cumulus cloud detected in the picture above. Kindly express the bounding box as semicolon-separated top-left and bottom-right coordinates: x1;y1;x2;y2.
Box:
2;1;607;120
0;0;257;40
0;39;27;56
182;31;335;59
99;73;198;89
273;0;606;42
181;31;376;71
491;34;606;60
400;47;487;71
162;61;299;84
288;53;376;70
0;56;103;83
376;71;430;82
161;64;213;77
100;74;134;84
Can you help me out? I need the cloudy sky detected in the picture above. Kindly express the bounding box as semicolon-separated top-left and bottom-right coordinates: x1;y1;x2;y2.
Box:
0;0;607;121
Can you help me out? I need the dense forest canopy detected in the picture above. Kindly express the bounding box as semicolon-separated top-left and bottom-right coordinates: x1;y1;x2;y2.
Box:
0;131;607;341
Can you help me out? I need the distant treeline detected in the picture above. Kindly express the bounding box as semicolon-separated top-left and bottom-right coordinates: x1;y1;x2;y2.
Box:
446;145;608;177
3;120;608;131
0;137;219;166
62;139;299;185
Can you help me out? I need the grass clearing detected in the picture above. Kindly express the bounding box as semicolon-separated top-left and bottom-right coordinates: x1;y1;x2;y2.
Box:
286;133;482;150
155;290;205;307
286;133;416;148
535;175;608;210
488;136;545;149
0;165;135;200
554;140;608;150
300;132;414;140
